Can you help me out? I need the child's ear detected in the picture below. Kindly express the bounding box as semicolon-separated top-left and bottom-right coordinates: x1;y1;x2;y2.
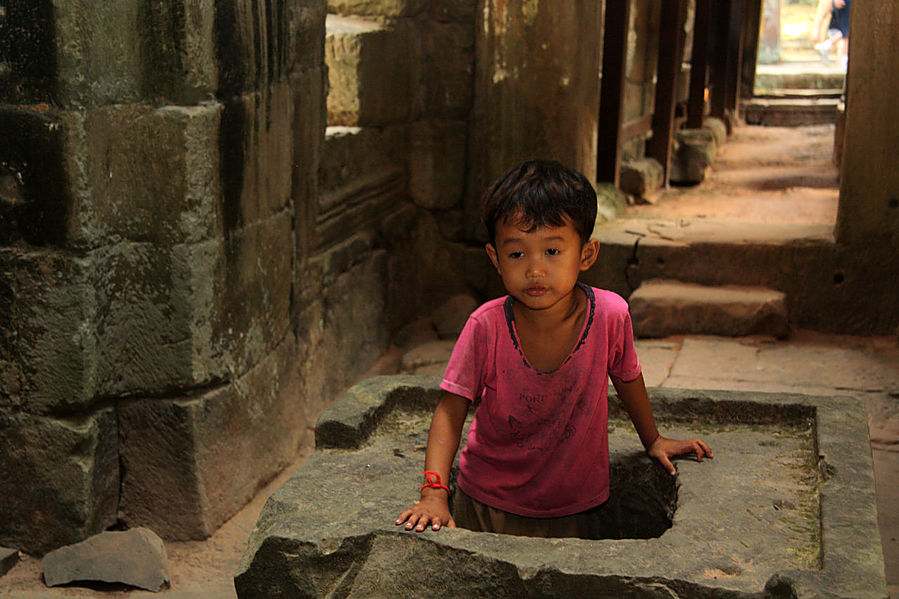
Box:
485;243;501;273
579;239;600;271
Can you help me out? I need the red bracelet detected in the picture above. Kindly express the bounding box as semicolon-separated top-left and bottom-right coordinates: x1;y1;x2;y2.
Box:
420;470;450;494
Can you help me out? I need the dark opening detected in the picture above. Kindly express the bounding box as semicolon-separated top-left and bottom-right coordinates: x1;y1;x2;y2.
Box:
588;452;679;539
450;452;678;540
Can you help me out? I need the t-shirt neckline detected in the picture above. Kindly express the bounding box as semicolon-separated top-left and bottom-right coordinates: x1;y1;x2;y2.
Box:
503;282;596;374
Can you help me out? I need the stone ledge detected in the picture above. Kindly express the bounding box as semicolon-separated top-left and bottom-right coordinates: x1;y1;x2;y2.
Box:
315;375;443;449
629;279;789;339
237;377;887;598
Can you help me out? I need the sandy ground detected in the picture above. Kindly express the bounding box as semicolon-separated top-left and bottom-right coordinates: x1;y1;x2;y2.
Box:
626;124;840;225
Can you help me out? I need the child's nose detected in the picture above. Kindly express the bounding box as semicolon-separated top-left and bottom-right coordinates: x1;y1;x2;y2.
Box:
526;259;545;278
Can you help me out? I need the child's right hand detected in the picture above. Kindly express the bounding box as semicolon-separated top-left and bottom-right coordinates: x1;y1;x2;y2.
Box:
395;492;455;532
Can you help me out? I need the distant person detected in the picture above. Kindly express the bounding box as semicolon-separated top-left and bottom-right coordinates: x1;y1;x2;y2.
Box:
814;0;851;68
394;159;712;537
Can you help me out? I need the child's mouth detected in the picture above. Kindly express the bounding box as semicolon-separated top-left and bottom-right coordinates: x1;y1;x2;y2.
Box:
526;286;548;296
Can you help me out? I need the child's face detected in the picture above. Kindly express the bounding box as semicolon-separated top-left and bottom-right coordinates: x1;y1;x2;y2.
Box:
485;215;599;312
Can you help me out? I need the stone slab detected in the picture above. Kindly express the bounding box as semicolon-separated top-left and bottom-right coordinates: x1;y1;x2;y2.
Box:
400;341;456;375
633;339;681;388
237;377;887;598
619;158;664;204
0;409;118;556
669;128;716;185
408;119;467;210
629;279;789;339
117;332;303;541
666;337;899;394
0;546;19;577
431;294;477;339
325;15;417;126
42;528;169;592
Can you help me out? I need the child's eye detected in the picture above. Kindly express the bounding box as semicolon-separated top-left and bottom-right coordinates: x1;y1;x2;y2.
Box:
509;251;524;259
546;248;560;256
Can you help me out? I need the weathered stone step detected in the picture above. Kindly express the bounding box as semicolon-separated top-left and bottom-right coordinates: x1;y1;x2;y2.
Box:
752;88;843;100
629;279;789;339
754;66;845;92
742;97;840;126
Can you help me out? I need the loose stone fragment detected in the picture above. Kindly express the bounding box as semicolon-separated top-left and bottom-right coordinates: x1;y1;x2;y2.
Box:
41;528;170;592
0;546;19;577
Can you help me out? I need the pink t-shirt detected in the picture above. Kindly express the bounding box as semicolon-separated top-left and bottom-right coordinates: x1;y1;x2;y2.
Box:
441;284;642;518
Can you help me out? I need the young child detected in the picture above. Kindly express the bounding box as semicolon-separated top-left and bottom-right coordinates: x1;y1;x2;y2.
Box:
395;159;712;537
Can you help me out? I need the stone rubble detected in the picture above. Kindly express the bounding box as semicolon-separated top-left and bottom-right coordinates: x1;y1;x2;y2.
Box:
0;546;19;577
41;528;170;592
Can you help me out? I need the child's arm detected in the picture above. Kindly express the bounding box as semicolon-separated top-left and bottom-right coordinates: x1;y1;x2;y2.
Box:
395;391;469;531
611;373;713;475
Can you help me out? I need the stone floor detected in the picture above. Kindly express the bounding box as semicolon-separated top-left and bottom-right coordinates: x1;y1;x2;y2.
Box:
2;331;896;598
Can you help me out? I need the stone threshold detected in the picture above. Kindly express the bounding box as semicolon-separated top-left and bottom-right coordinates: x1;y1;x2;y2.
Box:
594;218;835;248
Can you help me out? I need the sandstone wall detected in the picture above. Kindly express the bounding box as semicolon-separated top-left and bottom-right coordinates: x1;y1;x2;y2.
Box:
0;0;327;553
321;0;479;334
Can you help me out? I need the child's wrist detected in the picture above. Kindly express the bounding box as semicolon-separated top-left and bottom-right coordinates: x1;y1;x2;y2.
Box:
420;470;451;495
643;433;661;451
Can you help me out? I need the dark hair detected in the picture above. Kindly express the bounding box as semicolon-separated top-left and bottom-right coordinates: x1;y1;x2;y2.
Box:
481;159;597;246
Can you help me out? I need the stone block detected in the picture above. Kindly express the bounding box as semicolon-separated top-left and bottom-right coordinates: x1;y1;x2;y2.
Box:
421;20;474;118
629;279;789;339
595;183;627;223
0;249;97;414
703;117;728;146
327;0;428;18
431;293;478;338
213;209;294;377
0;408;118;556
0;106;71;248
237;380;888;599
296;252;390;417
291;66;327;254
326;15;418;126
400;340;456;374
82;212;290;399
64;103;223;250
0;546;19;577
669;128;716;184
42;528;170;591
409;119;467;210
618;158;664;204
382;209;472;332
219;83;295;231
318;231;377;285
289;2;328;71
51;0;217;106
117;332;304;540
88;241;216;397
319;126;407;199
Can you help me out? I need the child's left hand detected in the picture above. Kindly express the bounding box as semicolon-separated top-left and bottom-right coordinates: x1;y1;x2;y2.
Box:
646;436;713;475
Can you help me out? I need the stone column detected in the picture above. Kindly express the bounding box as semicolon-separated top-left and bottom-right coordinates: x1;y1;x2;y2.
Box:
836;0;899;248
758;0;781;64
466;0;603;240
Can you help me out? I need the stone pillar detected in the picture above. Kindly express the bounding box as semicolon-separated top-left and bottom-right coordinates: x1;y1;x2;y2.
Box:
758;0;781;64
836;0;899;248
466;0;603;240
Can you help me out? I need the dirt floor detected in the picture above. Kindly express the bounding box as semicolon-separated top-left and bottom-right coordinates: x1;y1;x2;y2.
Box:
625;123;839;225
